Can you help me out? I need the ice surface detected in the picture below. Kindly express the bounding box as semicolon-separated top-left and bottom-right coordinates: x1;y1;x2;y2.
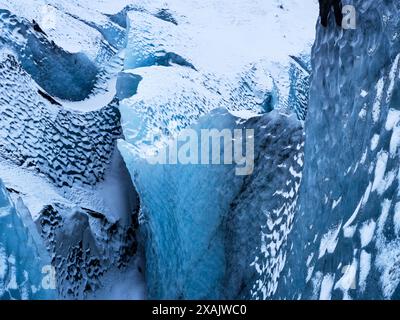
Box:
11;0;400;301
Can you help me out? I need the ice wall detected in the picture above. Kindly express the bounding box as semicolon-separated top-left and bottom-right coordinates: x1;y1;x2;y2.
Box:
119;109;303;299
274;0;400;300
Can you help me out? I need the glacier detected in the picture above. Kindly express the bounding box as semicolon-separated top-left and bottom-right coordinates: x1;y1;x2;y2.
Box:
118;0;400;300
2;0;400;301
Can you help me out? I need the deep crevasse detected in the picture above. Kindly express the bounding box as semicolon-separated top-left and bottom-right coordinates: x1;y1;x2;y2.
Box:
117;0;315;299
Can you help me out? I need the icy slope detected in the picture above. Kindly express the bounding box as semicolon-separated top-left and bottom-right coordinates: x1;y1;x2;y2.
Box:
124;0;317;76
0;179;56;299
273;0;400;300
0;0;130;63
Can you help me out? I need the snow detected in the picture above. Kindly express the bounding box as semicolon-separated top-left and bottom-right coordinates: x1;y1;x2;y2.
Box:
318;223;342;259
0;147;134;223
359;219;376;248
375;239;400;299
0;159;68;220
0;0;103;59
372;157;397;197
359;250;371;293
343;183;372;237
145;0;318;77
87;258;146;300
332;197;342;210
374;199;400;299
60;75;117;112
334;259;358;300
358;107;367;119
377;199;392;234
229;110;261;120
385;54;400;105
319;274;335;300
370;134;380;151
372;77;384;123
385;109;400;157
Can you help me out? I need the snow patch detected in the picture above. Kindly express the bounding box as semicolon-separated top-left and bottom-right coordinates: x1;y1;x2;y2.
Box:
319;274;335;300
359;250;371;293
370;134;380;151
319;223;342;259
359;219;376;248
372;78;384;123
334;259;358;300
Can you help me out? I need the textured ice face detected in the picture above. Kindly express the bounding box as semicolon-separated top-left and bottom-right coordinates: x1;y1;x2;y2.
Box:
0;1;144;299
0;50;121;188
272;0;400;300
119;110;245;299
2;0;365;300
119;108;304;299
0;180;56;300
0;9;98;101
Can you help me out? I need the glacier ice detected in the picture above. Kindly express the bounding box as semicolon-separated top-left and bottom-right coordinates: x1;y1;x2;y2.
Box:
0;0;145;299
271;0;400;300
0;52;143;296
0;49;121;187
0;179;56;299
117;0;316;299
0;8;98;101
117;0;400;300
8;0;400;301
119;108;304;299
118;0;316;158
